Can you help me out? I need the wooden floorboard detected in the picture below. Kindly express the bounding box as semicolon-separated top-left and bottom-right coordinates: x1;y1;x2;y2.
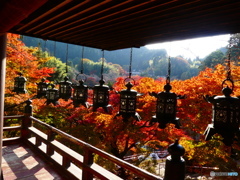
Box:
2;143;65;180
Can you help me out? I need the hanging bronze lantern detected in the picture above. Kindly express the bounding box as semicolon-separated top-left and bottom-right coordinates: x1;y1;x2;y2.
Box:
72;46;90;108
150;57;184;129
150;83;183;129
58;44;72;101
92;50;112;113
204;55;240;146
59;76;72;101
116;48;141;121
73;79;90;108
13;73;27;94
36;78;48;98
117;80;141;122
93;79;112;112
46;84;59;106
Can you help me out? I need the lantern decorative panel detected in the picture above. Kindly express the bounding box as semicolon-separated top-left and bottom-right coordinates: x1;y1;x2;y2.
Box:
46;84;59;106
36;78;48;98
59;76;72;101
13;73;27;94
72;79;89;108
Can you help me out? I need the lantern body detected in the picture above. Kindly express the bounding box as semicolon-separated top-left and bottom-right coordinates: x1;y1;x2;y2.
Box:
13;75;27;94
73;83;89;108
59;77;72;101
119;89;137;116
46;85;59;106
151;90;180;129
156;91;177;120
212;95;240;131
37;80;48;98
93;84;109;111
204;87;240;146
117;82;141;121
205;89;240;146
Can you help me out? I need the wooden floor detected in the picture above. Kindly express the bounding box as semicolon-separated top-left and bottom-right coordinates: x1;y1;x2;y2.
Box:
2;143;64;180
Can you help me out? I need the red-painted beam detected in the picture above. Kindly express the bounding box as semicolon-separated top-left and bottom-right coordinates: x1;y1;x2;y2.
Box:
0;0;48;33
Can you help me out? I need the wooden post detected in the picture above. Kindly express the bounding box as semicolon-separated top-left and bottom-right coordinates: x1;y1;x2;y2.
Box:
0;33;7;180
82;146;94;180
164;140;185;180
62;156;71;169
46;129;55;156
21;99;32;139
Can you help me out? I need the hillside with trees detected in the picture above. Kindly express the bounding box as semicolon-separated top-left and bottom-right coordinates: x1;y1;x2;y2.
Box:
23;36;202;80
4;33;240;178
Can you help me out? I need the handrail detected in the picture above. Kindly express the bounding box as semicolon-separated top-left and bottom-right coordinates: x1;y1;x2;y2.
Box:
3;115;23;119
3;115;162;180
30;116;162;180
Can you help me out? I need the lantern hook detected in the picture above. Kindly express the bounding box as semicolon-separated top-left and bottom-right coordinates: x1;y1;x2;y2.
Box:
100;49;105;81
65;43;69;75
124;48;135;86
222;47;234;92
76;46;87;82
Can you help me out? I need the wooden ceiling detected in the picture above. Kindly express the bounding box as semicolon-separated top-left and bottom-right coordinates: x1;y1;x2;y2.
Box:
1;0;240;50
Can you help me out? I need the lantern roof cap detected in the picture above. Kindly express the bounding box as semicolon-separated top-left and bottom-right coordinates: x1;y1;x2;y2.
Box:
99;79;105;86
126;82;133;90
164;83;172;92
222;86;232;96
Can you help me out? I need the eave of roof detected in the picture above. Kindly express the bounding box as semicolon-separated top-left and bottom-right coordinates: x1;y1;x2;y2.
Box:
1;0;239;50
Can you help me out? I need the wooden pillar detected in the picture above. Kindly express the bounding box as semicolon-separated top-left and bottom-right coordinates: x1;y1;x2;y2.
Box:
21;100;33;139
0;34;7;179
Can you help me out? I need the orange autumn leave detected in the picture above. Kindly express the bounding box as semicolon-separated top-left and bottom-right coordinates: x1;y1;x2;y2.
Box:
5;33;54;95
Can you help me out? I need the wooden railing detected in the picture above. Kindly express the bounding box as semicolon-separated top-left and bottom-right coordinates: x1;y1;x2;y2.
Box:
3;115;162;180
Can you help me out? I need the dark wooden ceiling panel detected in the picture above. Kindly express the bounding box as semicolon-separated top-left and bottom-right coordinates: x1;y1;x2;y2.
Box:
1;0;240;50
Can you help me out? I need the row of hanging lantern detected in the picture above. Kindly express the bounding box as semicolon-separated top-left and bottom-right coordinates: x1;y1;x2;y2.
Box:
12;44;185;126
13;38;240;146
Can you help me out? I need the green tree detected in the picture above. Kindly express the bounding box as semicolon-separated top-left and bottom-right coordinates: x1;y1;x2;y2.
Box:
199;50;225;70
42;55;74;82
228;33;240;62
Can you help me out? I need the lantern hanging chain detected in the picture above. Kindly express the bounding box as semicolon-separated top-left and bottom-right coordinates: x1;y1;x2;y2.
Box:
166;56;171;84
101;50;104;80
65;44;69;74
80;46;84;74
129;48;133;79
226;53;231;81
226;39;233;81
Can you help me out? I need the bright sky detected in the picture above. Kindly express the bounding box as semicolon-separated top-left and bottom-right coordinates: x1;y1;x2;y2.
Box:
145;34;230;60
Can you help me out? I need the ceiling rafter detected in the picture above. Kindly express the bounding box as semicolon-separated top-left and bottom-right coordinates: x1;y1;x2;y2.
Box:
2;0;239;50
